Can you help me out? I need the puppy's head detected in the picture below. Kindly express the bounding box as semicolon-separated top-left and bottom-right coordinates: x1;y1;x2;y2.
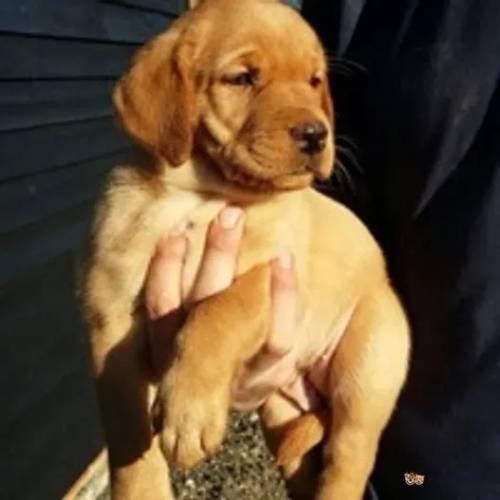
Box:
113;0;334;191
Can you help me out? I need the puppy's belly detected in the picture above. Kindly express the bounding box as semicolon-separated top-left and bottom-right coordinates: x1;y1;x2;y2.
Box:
281;304;356;413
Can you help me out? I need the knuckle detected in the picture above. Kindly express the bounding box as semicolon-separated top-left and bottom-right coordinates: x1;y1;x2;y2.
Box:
155;235;186;260
271;266;295;290
207;222;240;254
146;295;178;319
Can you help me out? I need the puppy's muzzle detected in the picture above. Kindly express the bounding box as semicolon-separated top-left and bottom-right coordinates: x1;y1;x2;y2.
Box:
290;120;328;156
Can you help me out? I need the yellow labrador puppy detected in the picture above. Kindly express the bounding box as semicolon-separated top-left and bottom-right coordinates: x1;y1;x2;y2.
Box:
80;0;410;498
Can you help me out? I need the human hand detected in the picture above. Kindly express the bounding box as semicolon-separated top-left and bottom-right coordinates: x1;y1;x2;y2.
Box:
144;206;331;411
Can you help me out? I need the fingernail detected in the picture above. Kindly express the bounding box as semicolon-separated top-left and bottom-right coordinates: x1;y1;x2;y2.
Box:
277;251;293;270
219;207;243;229
170;219;188;236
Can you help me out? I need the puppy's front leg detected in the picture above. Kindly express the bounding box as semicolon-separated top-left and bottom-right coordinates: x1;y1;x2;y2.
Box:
317;284;410;500
155;265;271;469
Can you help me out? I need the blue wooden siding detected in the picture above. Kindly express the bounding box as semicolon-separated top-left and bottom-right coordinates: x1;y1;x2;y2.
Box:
0;2;180;499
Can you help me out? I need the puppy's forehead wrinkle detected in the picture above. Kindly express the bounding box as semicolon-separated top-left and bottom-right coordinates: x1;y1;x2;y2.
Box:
194;1;324;73
214;46;259;72
209;33;323;71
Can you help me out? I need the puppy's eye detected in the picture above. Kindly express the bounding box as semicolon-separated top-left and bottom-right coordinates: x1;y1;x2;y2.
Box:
223;70;256;86
310;74;322;88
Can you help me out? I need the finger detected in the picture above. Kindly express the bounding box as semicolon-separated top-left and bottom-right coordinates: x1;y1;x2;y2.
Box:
144;221;188;320
245;252;297;376
230;252;297;407
269;251;297;355
145;222;189;377
191;206;244;302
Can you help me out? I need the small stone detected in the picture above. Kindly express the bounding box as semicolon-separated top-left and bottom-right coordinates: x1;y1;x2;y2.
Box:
249;413;259;423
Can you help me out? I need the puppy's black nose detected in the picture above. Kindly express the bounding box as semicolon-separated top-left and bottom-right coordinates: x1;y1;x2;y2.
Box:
290;121;328;155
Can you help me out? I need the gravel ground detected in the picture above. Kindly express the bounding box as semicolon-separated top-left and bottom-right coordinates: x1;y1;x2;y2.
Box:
77;411;291;500
171;411;290;500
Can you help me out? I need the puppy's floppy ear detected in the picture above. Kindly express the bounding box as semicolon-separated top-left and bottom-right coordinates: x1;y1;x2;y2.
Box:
113;27;195;166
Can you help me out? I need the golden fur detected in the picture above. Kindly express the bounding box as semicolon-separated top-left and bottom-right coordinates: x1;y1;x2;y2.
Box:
81;1;410;498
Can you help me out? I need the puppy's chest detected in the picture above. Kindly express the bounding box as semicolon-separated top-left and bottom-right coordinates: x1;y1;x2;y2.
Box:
177;197;309;305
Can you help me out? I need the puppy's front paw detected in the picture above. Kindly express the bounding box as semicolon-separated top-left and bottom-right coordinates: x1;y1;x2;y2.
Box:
154;376;229;470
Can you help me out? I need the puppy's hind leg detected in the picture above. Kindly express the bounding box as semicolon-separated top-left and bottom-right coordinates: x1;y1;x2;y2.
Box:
260;393;322;500
317;284;410;500
87;310;173;500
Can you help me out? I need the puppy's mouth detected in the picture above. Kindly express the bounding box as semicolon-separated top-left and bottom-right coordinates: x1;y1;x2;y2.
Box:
218;154;314;191
197;124;328;191
213;142;317;191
